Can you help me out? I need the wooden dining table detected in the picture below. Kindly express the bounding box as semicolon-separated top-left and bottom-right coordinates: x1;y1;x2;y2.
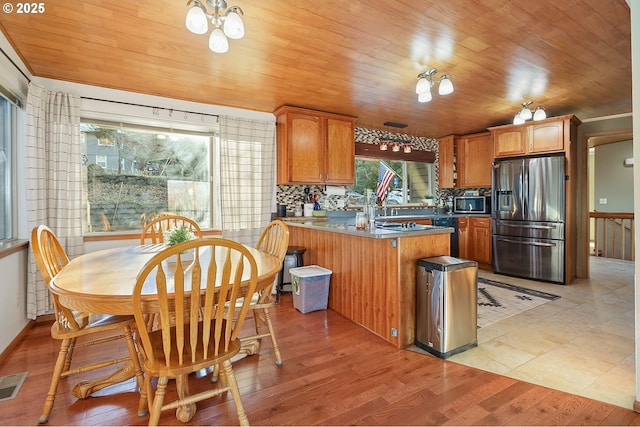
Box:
49;243;281;422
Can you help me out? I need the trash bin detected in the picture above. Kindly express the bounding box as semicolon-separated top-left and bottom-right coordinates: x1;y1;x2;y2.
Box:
289;265;332;313
416;256;478;358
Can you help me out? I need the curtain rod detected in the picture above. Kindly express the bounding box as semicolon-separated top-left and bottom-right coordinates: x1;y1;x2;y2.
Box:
81;96;220;121
0;46;30;84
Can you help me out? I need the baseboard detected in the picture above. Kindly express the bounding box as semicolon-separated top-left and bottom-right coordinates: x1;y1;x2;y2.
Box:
0;314;54;368
633;400;640;413
0;320;35;368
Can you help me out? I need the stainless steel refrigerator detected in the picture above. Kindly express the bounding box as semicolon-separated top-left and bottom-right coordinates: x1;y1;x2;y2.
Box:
492;154;565;283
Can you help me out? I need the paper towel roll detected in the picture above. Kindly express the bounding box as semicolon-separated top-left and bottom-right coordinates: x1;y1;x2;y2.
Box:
325;185;346;196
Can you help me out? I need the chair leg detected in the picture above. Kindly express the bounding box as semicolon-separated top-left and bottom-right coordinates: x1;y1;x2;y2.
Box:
142;374;154;419
122;324;146;417
148;376;168;426
253;309;262;336
39;338;72;424
220;360;249;426
62;337;76;373
262;308;282;366
210;364;220;383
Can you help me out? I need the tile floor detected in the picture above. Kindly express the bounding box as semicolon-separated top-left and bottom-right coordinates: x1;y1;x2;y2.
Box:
447;256;636;409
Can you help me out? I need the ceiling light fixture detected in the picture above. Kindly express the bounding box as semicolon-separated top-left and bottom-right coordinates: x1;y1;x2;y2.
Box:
513;101;547;124
185;0;245;54
415;69;454;103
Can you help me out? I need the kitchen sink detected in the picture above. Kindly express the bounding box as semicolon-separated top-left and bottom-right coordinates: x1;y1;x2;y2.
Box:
376;222;435;232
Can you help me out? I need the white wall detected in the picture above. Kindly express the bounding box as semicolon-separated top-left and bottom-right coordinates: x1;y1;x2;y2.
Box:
0;249;29;351
630;0;640;408
594;140;634;212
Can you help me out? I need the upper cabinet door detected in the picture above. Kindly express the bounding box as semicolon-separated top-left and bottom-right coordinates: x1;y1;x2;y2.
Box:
529;120;564;153
459;132;492;187
287;112;324;183
325;118;355;184
493;127;527;158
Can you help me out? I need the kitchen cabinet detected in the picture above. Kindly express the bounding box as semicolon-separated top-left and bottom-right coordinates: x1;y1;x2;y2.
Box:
439;132;491;188
437;135;456;188
456;132;492;188
469;216;491;265
287;222;450;348
491;115;579;158
458;216;469;259
274;105;357;185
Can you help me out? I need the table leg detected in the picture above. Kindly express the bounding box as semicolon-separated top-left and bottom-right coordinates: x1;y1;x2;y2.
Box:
71;360;137;399
175;374;197;423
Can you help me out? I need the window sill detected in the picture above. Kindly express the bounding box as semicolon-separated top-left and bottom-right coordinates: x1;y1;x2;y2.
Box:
83;229;222;242
0;240;29;259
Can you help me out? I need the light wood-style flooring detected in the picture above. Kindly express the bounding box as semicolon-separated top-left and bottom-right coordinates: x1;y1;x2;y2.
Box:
1;270;639;426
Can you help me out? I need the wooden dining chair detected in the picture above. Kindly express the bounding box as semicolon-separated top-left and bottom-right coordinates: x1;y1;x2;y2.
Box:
31;225;145;424
133;238;258;426
140;214;202;245
243;220;289;364
210;220;289;384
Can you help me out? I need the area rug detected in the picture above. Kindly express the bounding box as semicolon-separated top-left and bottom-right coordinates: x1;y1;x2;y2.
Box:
0;372;27;402
477;278;560;328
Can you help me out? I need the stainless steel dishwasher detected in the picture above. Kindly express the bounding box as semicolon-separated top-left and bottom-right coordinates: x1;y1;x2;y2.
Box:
416;256;478;358
432;217;459;257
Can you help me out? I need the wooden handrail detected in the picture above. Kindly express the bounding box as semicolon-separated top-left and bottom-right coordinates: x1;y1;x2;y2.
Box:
589;211;634;260
589;212;634;220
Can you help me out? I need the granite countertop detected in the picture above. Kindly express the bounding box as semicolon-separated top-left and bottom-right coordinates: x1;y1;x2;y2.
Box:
283;219;454;239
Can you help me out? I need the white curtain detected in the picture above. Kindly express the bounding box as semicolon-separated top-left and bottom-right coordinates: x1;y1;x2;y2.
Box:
219;116;276;247
25;83;83;319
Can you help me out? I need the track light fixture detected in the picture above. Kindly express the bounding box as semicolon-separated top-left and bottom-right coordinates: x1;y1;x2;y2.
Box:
513;101;547;124
185;0;245;53
378;122;412;153
415;69;454;103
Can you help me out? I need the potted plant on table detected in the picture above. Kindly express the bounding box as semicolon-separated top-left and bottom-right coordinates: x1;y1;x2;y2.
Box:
164;227;196;261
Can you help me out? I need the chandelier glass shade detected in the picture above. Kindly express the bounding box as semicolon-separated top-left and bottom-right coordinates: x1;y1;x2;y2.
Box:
415;69;454;103
513;101;547;124
186;0;245;53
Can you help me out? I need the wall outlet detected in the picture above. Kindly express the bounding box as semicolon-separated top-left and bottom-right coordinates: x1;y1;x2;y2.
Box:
599;198;608;204
391;328;398;337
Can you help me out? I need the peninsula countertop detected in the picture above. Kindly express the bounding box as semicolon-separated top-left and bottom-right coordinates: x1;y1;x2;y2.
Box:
282;218;454;239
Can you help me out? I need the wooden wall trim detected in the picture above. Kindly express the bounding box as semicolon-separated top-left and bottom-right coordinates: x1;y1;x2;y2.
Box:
355;142;436;163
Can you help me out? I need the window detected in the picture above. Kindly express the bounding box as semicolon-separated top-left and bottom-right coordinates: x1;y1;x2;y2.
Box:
95;155;107;169
0;96;16;241
347;157;435;206
81;121;217;233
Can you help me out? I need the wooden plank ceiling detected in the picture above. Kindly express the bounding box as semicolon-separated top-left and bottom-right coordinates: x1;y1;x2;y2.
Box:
0;0;631;137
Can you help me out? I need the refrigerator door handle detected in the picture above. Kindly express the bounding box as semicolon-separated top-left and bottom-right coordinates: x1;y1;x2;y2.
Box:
497;223;557;230
495;237;556;248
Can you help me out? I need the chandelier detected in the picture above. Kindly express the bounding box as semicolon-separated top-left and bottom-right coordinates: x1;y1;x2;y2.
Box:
185;0;245;53
513;101;546;124
415;69;454;103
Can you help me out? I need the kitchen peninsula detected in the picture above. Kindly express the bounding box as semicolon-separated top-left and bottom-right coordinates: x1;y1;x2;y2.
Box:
286;220;453;348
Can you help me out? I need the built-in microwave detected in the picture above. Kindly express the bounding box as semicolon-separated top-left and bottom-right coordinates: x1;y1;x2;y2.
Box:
454;196;490;214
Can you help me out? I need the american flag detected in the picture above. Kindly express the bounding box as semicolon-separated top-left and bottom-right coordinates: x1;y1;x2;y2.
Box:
376;162;396;201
